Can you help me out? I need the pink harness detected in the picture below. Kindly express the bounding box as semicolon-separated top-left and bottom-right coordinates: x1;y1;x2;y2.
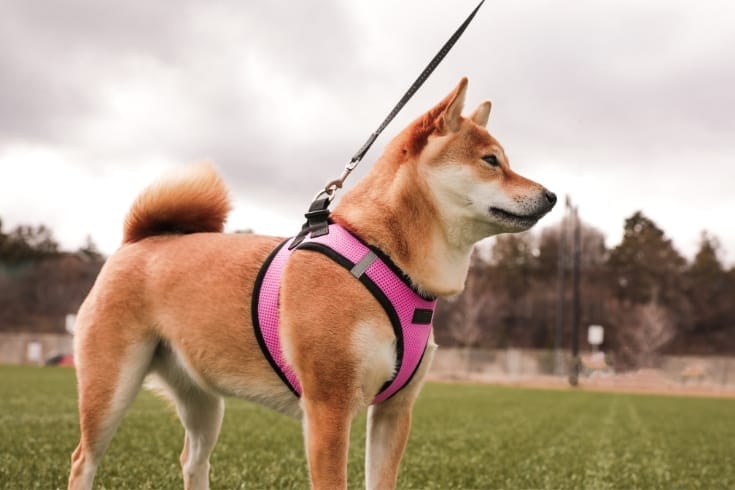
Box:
252;223;436;404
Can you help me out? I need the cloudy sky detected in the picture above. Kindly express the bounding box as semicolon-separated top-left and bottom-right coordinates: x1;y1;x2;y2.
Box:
1;0;734;264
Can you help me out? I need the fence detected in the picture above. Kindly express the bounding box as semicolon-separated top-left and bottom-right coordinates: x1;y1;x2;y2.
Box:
0;332;73;365
429;347;735;393
2;334;734;393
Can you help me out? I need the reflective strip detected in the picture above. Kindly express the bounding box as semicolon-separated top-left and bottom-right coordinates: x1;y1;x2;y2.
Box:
350;250;378;278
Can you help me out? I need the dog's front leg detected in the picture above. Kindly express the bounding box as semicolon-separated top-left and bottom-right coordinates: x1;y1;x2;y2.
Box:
301;398;352;489
365;396;414;490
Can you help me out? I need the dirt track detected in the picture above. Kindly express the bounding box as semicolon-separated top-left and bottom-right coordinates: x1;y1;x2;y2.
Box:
429;369;735;399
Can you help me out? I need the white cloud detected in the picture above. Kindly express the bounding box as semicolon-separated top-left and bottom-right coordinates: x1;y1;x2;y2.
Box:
1;0;734;265
0;144;176;252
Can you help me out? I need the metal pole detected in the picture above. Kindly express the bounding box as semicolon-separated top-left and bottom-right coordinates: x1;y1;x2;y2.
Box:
569;204;582;386
554;198;567;376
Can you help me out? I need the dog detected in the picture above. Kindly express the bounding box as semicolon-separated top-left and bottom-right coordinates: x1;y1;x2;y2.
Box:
67;77;556;490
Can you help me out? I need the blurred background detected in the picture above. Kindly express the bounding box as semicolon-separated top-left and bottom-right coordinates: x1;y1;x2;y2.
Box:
2;0;734;393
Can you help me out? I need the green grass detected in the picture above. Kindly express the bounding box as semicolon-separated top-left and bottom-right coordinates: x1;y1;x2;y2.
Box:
1;366;734;489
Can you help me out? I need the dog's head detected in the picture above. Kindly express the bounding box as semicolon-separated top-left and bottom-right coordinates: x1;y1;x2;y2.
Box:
334;78;556;294
405;77;556;241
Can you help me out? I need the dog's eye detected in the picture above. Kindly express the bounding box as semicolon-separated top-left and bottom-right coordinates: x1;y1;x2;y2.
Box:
482;155;499;167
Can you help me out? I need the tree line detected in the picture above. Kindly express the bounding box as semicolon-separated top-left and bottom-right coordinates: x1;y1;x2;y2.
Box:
433;211;735;369
2;213;734;369
0;219;104;333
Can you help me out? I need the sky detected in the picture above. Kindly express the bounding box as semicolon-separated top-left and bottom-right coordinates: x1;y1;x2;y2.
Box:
1;0;734;265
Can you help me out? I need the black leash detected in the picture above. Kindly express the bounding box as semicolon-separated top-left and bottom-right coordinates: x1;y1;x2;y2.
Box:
290;0;485;249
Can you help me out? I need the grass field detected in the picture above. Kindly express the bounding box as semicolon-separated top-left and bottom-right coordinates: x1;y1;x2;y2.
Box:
1;366;734;489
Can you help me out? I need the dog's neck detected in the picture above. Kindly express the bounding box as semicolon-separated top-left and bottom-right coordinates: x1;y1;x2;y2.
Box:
332;154;474;298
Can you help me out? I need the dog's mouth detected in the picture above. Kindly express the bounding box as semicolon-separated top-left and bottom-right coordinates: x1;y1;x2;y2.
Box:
488;207;547;228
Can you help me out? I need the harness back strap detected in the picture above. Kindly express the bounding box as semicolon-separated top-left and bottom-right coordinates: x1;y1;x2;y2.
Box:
252;224;436;404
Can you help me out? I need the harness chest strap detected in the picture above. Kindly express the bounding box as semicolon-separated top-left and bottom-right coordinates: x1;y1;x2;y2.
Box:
252;224;437;405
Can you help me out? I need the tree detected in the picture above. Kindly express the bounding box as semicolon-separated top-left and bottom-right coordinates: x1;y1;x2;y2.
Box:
77;235;105;262
537;220;607;283
607;299;676;368
681;232;735;336
0;217;104;332
485;231;536;298
433;251;498;372
607;211;686;307
0;222;60;265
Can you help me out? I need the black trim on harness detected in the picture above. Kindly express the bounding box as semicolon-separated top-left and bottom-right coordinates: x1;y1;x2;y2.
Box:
251;239;300;397
400;345;428;396
296;241;414;400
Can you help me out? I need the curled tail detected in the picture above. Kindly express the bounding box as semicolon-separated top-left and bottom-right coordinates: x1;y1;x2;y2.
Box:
123;162;232;244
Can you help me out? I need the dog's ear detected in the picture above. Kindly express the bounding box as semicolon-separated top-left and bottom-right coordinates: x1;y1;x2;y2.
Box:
470;101;492;127
436;77;468;134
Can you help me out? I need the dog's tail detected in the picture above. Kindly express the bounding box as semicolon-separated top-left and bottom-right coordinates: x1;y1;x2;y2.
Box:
122;162;232;244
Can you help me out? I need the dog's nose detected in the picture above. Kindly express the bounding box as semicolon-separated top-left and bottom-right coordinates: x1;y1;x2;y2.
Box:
544;189;557;207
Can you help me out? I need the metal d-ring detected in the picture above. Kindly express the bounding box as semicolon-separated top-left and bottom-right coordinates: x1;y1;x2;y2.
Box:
312;185;337;203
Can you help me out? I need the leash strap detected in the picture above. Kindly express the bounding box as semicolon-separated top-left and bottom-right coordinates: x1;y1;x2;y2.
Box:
294;0;486;246
319;0;486;200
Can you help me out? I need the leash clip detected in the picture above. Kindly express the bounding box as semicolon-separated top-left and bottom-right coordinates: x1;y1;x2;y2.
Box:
315;158;358;202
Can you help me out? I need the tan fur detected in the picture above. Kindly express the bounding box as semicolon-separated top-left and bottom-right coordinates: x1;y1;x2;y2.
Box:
123;162;232;244
68;78;554;490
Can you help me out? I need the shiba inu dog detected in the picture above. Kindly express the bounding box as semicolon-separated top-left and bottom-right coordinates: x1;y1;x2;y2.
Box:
68;78;556;490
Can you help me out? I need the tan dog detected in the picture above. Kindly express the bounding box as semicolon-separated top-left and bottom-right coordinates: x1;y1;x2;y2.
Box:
68;78;556;490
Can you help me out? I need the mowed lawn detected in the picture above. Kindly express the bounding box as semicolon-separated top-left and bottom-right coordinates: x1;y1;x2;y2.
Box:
1;366;734;489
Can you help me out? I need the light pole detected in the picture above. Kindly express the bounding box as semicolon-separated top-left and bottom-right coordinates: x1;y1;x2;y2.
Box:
554;198;567;376
569;201;582;387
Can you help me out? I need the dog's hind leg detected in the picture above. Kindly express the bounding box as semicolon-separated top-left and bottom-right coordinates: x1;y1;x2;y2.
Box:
175;392;223;490
149;345;224;490
68;324;158;490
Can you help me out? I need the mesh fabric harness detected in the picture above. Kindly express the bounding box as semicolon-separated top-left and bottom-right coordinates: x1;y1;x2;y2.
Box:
252;223;437;404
